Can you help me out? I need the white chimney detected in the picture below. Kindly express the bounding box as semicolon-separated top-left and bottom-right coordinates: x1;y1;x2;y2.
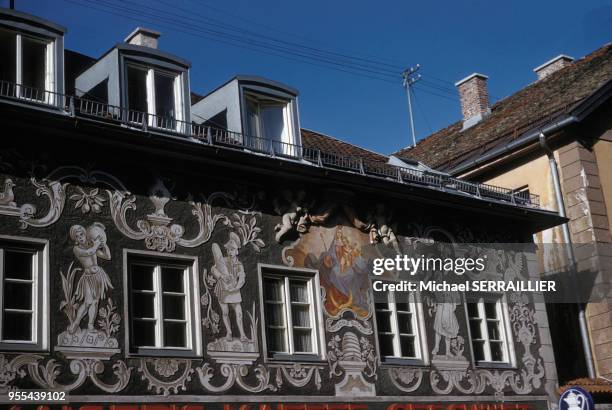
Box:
455;73;490;130
533;55;573;80
125;27;161;49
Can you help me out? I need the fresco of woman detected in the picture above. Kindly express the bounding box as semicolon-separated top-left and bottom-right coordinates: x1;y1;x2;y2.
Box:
68;223;114;334
305;226;370;318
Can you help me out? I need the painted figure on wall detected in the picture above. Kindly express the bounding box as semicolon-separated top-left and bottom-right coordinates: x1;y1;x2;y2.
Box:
431;291;461;357
286;225;371;318
211;232;247;342
69;223;114;333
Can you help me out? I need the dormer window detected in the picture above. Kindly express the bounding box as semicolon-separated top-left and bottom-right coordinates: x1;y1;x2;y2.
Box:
0;24;58;104
191;76;301;156
125;63;185;130
245;93;292;144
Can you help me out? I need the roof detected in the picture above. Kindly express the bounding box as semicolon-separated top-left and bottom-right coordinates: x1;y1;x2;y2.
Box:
393;43;612;172
559;378;612;397
301;128;388;164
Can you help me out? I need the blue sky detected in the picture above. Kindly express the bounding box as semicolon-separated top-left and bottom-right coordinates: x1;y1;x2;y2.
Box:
11;0;612;154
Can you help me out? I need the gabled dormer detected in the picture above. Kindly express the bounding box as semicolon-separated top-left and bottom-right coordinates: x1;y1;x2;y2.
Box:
0;7;66;105
191;76;301;156
75;27;191;133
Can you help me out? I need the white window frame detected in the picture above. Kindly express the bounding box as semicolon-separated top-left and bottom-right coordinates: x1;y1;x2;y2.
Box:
0;27;56;103
123;249;201;357
374;289;427;363
124;61;185;131
0;235;48;351
258;264;325;362
243;91;295;155
466;294;514;366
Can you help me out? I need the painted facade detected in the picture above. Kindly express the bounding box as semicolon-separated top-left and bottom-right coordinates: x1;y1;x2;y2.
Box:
0;7;564;408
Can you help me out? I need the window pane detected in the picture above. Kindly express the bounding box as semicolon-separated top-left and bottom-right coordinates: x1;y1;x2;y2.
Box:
264;278;284;301
377;333;394;357
293;328;313;353
291;305;310;328
467;303;479;318
4;282;32;310
375;310;392;332
21;37;46;93
163;295;185;320
261;104;286;142
246;98;259;138
132;320;156;347
132;293;155;318
397;312;413;334
469;319;482;339
472;340;485;361
127;65;148;113
265;303;285;327
484;303;498;319
161;267;184;293
4;250;33;280
400;335;416;358
154;72;176;119
0;29;16;83
490;341;504;361
267;328;286;353
289;281;308;303
2;311;32;341
131;264;154;290
396;302;411;312
163;321;187;347
487;321;501;340
375;301;389;310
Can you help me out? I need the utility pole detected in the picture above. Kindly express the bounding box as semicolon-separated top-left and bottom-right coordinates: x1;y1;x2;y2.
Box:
402;65;421;148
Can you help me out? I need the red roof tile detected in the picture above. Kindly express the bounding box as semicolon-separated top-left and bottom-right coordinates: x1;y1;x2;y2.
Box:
301;128;389;164
393;44;612;172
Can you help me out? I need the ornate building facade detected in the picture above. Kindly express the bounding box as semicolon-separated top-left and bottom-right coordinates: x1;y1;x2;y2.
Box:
0;7;565;409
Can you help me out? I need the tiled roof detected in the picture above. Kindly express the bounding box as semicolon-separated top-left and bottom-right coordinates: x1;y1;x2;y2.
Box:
559;378;612;395
393;43;612;172
301;128;389;164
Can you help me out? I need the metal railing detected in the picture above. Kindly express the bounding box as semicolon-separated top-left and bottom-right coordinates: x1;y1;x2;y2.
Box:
0;80;541;208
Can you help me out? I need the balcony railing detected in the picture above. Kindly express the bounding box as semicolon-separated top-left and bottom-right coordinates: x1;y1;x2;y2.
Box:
0;80;541;208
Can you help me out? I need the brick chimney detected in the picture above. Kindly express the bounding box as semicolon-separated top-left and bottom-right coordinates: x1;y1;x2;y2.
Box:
125;27;161;49
533;55;573;80
455;73;490;130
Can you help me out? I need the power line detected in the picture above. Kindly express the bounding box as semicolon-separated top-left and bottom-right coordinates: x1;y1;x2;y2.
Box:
64;0;401;84
181;0;410;69
158;0;408;72
93;0;404;78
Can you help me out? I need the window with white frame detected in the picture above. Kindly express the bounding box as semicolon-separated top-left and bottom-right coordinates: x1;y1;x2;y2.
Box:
0;243;44;348
467;296;511;364
262;271;321;358
244;93;293;145
128;259;196;354
375;291;422;360
0;27;55;101
125;63;184;129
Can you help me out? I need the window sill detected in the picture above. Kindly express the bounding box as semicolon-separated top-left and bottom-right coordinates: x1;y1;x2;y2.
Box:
128;349;200;359
265;353;326;364
474;361;515;370
380;357;427;367
0;343;48;353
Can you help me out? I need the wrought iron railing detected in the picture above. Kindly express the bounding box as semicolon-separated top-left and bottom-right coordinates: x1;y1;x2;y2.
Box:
0;80;541;208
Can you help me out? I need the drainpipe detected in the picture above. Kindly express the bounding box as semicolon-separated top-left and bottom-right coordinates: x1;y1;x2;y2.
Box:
538;131;596;378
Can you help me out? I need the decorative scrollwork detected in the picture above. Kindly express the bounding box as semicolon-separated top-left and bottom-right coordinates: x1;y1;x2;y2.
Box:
272;364;323;390
26;358;130;393
108;189;230;253
388;368;424;393
138;358;193;395
195;362;276;393
19;178;67;229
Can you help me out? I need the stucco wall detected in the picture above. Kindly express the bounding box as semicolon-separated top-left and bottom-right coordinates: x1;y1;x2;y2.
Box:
0;128;553;403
